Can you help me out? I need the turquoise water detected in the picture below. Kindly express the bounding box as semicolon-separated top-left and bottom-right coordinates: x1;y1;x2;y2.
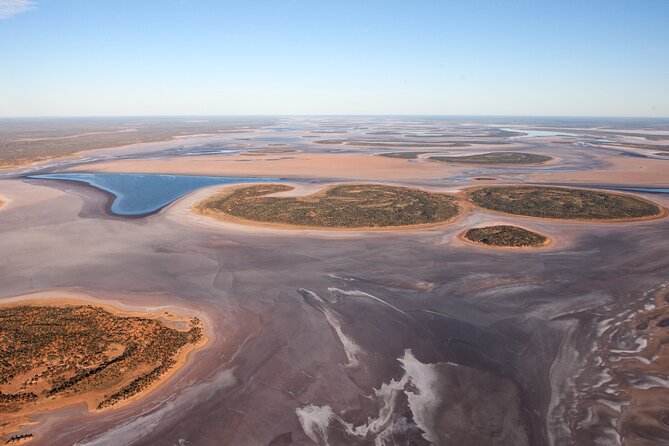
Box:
29;173;283;216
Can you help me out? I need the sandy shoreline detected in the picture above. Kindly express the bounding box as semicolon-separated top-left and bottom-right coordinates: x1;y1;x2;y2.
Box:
0;290;210;441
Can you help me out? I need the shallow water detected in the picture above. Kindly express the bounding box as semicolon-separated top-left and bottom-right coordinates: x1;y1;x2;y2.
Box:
28;173;282;216
176;148;241;156
599;186;669;195
501;128;579;139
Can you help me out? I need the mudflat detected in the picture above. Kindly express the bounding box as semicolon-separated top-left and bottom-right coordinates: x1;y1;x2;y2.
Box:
0;118;271;168
2;117;669;445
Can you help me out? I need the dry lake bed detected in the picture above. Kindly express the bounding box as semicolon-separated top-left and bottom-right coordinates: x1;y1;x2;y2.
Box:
1;116;669;445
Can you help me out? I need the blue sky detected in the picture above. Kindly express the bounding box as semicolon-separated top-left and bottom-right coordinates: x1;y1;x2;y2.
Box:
1;0;668;117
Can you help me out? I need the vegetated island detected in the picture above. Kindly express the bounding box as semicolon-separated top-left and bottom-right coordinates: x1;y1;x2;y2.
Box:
0;303;205;439
242;148;296;156
463;225;549;248
470;186;663;220
195;184;460;229
313;139;471;148
429;152;552;164
378;151;434;159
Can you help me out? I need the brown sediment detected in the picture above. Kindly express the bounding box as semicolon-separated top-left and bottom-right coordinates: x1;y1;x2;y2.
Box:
64;152;457;181
0;291;209;440
532;155;669;187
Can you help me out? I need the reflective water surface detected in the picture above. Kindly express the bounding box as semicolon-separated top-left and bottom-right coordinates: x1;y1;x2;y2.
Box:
29;173;283;216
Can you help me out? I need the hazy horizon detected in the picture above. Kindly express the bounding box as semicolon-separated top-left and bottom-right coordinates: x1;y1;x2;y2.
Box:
3;114;669;121
1;0;668;117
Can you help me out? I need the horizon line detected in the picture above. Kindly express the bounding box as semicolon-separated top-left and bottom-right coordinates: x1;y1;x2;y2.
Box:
1;113;668;120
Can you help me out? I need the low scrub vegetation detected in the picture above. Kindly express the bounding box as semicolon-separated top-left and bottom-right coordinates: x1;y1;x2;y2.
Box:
378;151;431;159
470;186;661;219
464;225;547;247
430;152;552;164
0;305;202;413
197;184;460;228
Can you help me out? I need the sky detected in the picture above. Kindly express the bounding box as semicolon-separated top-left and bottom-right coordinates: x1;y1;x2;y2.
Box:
0;0;668;117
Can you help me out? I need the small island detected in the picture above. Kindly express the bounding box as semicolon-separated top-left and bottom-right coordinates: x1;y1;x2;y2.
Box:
0;302;205;439
469;186;663;220
242;148;296;155
378;151;433;159
429;152;552;164
195;184;460;229
463;225;549;248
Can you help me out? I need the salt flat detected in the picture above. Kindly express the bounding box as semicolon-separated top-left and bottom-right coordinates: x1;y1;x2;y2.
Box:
1;117;669;445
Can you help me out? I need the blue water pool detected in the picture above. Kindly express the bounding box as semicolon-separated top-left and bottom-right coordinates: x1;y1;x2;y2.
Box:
29;173;283;216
